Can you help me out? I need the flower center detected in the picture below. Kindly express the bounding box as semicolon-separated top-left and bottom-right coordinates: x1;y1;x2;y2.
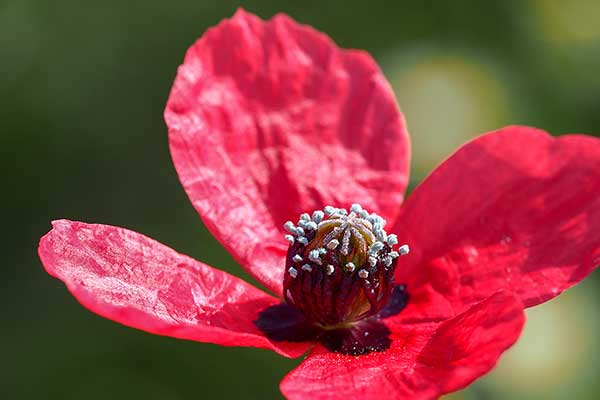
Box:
282;204;409;327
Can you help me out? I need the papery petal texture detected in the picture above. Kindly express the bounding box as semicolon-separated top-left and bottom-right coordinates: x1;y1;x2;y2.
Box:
393;126;600;316
281;292;524;400
165;9;409;296
38;220;311;358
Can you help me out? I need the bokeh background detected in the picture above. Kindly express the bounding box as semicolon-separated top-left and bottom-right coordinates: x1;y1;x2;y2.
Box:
3;0;600;399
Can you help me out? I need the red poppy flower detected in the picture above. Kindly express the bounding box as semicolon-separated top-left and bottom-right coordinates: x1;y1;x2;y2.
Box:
38;9;600;400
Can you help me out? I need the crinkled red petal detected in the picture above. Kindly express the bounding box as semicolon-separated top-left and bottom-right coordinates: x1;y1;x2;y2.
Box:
38;220;312;358
281;292;524;400
392;126;600;318
165;9;410;296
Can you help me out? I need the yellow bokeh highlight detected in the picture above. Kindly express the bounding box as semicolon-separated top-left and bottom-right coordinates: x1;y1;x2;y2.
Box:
385;53;510;179
483;282;600;398
442;283;599;399
531;0;600;44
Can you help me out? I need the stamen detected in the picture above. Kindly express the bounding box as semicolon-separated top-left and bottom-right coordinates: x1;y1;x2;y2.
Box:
282;203;410;326
323;205;336;216
368;241;384;255
312;210;324;223
299;213;310;221
375;228;387;242
399;244;410;255
387;234;398;246
304;221;318;231
367;213;385;227
308;249;324;265
350;203;363;213
284;221;296;234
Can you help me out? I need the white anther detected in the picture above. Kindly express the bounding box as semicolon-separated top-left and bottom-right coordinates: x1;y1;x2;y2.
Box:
367;213;386;227
294;226;305;236
358;269;369;279
399;244;410;255
387;234;398;246
375;228;387;242
302;264;313;272
325;264;335;275
308;249;323;265
288;267;298;278
292;254;303;263
298;218;317;231
350;203;363;213
359;210;369;219
305;221;318;231
368;256;377;267
368;241;384;255
285;235;295;244
318;248;327;254
299;213;310;221
389;251;399;259
326;239;339;250
345;262;356;272
324;205;336;215
284;221;296;234
312;210;324;223
384;256;393;267
337;208;348;216
297;237;308;245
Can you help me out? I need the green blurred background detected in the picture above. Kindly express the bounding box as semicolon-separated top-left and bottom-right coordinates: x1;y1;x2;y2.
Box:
3;0;600;399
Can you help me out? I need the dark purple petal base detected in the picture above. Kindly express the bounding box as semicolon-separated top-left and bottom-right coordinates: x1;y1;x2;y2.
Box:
256;285;408;356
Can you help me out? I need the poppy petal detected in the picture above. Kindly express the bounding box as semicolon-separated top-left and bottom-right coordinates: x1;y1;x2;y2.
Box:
165;9;409;296
280;292;524;400
38;220;312;358
393;126;600;315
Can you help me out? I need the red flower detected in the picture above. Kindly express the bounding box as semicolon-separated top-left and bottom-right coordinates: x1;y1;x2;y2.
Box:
38;9;600;400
